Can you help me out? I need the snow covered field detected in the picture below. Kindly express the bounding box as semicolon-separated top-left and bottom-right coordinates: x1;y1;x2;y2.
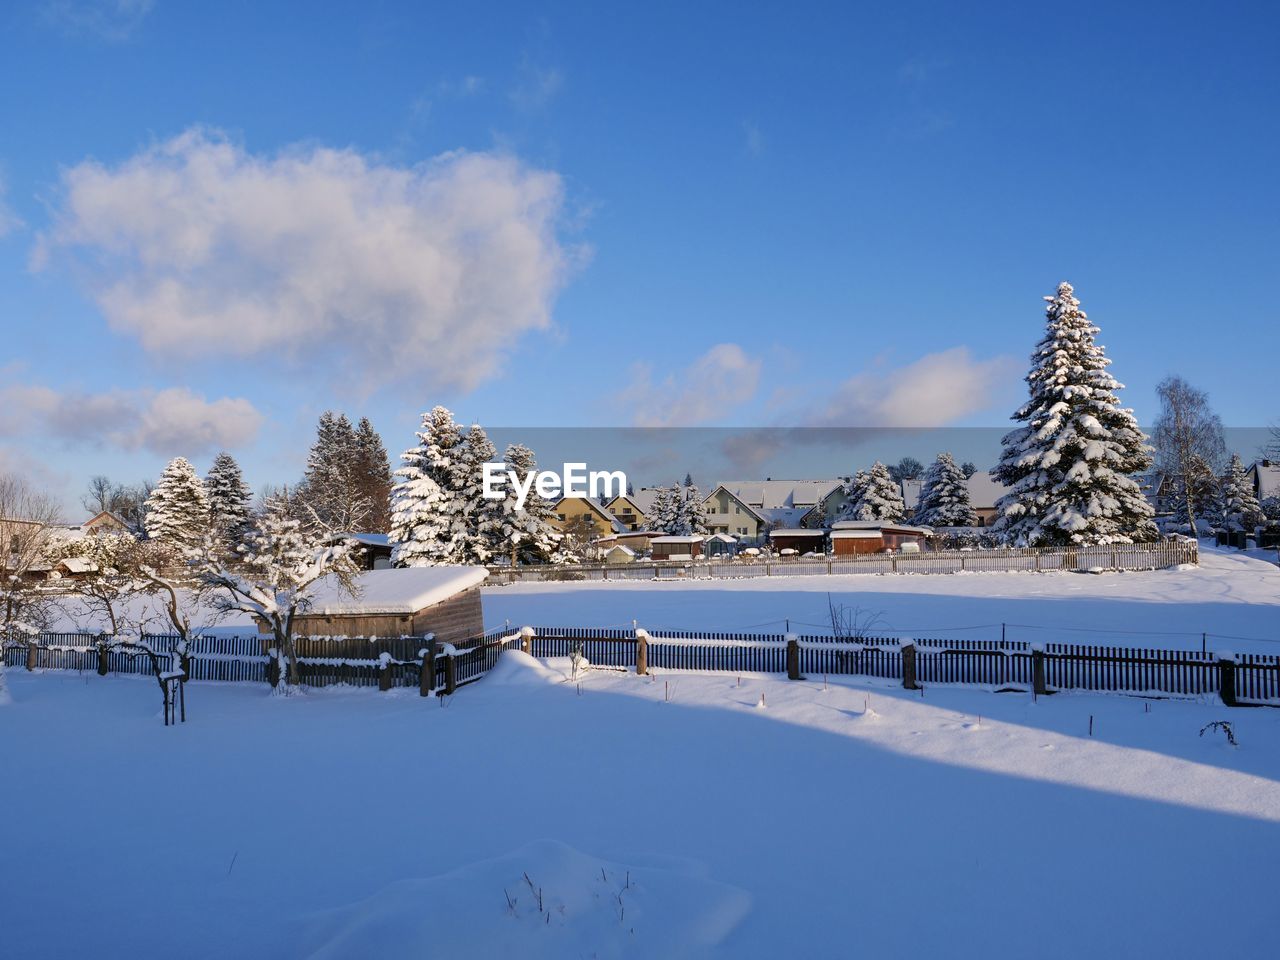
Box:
485;548;1280;653
4;656;1279;959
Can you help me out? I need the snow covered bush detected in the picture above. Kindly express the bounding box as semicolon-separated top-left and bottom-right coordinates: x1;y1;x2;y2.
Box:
993;282;1157;546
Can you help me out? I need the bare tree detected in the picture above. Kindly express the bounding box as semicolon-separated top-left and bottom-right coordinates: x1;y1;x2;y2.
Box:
191;496;360;691
0;474;63;685
1152;376;1227;531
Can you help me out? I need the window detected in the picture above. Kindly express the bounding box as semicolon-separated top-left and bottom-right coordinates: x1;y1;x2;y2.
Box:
734;505;740;514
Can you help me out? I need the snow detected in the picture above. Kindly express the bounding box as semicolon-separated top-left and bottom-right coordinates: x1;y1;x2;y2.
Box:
306;565;488;614
486;549;1280;652
4;657;1280;958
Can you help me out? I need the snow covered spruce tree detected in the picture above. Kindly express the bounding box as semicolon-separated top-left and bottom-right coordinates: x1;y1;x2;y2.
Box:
205;452;252;547
498;443;563;564
145;457;210;552
677;475;709;536
993;282;1157;546
646;485;679;534
1219;454;1264;532
843;462;906;522
454;423;506;564
354;417;393;532
195;495;359;690
914;453;976;527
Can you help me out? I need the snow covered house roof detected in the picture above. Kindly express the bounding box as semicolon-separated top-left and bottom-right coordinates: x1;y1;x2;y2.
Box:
829;529;882;539
1249;460;1280;500
340;532;391;547
651;535;705;544
303;566;487;616
714;479;844;511
617;488;662;515
604;544;636;557
768;528;825;537
54;557;98;574
707;533;738;543
830;521;932;536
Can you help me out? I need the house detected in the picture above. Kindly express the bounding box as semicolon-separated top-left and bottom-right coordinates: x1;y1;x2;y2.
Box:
80;511;132;536
603;544;637;565
1247;460;1280;503
768;528;827;555
335;533;393;570
550;496;625;538
900;471;1006;528
651;535;704;560
830;520;933;555
703;479;846;540
605;489;661;531
284;566;487;642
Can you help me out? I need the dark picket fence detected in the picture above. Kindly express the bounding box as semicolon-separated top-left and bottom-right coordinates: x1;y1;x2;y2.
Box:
8;620;1279;707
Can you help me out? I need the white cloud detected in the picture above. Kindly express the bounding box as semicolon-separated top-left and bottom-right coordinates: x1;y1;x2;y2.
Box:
0;383;263;455
628;344;763;427
808;348;1016;427
35;128;577;389
41;0;155;41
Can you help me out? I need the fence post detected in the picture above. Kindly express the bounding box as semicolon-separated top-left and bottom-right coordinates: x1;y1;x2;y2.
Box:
636;628;649;676
901;642;920;690
378;653;394;692
520;625;534;656
1218;651;1238;707
444;649;457;695
420;638;438;696
97;634;110;676
786;633;801;680
1031;646;1047;697
26;640;37;671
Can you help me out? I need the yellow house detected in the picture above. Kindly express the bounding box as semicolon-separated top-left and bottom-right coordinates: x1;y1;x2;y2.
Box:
605;489;659;531
550;496;624;538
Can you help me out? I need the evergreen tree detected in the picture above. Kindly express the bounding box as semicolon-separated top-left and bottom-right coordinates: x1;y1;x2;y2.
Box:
914;453;977;527
498;443;563;564
837;470;870;521
301;412;365;529
353;417;393;532
204;452;252;544
646;485;680;534
144;457;210;551
1218;454;1264;532
389;406;467;565
676;475;708;536
455;423;504;564
959;461;978;479
993;282;1157;546
846;461;906;522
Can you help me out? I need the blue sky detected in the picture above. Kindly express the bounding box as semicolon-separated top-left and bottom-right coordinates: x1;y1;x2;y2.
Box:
1;0;1277;510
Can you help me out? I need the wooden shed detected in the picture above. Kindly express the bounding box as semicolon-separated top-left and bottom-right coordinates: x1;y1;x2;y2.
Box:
603;544;637;564
830;522;933;555
651;535;704;560
283;566;488;643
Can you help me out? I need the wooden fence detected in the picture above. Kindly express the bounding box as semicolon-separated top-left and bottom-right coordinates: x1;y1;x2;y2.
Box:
485;539;1198;584
522;625;1279;707
8;609;1278;707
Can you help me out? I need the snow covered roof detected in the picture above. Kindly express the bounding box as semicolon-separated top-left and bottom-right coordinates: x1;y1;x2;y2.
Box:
768;528;825;537
1249;460;1280;500
335;532;391;547
830;529;882;539
612;489;661;514
830;521;932;536
651;535;705;544
714;479;843;510
55;557;98;573
707;533;738;542
604;544;636;557
303;566;487;616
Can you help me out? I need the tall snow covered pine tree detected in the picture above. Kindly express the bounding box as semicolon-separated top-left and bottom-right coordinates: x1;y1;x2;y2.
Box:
993;282;1157;545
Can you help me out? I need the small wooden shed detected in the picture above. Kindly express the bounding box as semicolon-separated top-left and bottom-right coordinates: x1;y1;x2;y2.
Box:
603;544;637;564
651;535;704;560
283;566;488;643
830;522;932;555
